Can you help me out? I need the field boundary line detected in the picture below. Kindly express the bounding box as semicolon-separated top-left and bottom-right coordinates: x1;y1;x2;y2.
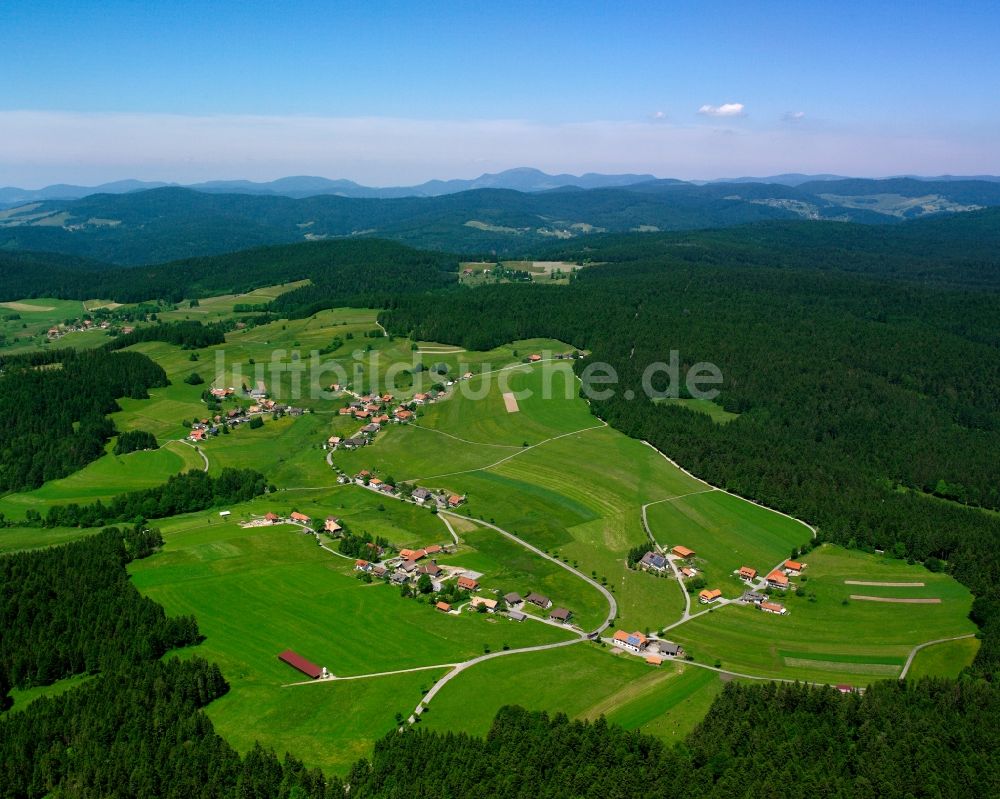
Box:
404;420;607;483
407;423;523;449
899;633;978;679
282;661;456;687
640;440;817;539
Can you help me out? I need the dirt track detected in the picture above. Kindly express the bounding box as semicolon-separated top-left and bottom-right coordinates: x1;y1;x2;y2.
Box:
850;595;940;604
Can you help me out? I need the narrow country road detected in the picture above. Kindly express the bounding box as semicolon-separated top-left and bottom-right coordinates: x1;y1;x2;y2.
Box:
179;439;210;472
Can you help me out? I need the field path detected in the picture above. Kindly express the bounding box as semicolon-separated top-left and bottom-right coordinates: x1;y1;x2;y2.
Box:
179;439;210;472
404;420;607;483
898;633;978;679
441;510;617;634
283;661;455;687
437;513;460;546
407;423;523;449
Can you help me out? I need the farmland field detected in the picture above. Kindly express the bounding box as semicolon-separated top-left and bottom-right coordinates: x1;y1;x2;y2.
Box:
421;644;724;742
130;507;575;773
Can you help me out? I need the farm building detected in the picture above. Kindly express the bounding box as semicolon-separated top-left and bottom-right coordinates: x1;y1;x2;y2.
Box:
436;601;452;613
646;655;663;667
277;650;322;679
671;545;695;559
398;560;418;574
457;575;479;591
419;562;442;578
447;494;464;507
739;566;758;581
784;560;804;575
424;545;442;556
766;570;789;589
743;591;766;604
324;517;343;533
507;610;526;622
264;512;280;523
612;630;648;653
354;559;371;572
412;488;432;503
526;592;552;609
471;596;498;612
399;548;426;561
699;588;723;603
760;601;787;615
290;512;311;524
504;592;524;607
657;641;683;657
680;567;697;578
549;608;572;623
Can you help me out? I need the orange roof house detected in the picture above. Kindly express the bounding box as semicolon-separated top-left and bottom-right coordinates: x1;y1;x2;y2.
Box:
447;494;463;507
424;544;442;556
681;567;696;578
395;409;414;421
766;570;789;588
290;511;311;523
611;630;648;652
699;588;723;603
671;545;695;559
529;354;542;362
739;566;758;581
399;548;426;561
646;655;663;666
264;512;280;523
784;560;803;573
324;517;342;533
760;601;787;615
457;575;479;591
436;601;452;612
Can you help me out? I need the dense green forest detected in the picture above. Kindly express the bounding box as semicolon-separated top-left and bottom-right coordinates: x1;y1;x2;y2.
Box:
0;238;458;305
346;685;999;799
379;259;1000;676
0;348;168;492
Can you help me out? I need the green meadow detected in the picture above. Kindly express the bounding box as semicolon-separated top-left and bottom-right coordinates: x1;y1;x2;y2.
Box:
130;509;574;774
907;636;980;680
0;297;89;353
655;397;740;424
421;643;724;743
645;489;812;597
669;544;977;686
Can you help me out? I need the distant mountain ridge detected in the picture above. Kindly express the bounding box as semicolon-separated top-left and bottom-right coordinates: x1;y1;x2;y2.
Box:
5;168;998;206
2;177;1000;264
0;168;660;205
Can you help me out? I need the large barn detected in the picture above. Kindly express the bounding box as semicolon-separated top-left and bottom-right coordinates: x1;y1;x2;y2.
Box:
277;649;323;679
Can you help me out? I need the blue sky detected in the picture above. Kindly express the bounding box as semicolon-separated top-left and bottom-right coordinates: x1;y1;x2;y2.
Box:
2;1;998;185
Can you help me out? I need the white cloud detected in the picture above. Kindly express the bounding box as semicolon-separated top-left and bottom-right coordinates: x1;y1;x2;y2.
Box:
0;110;993;186
697;103;746;118
783;111;806;122
649;110;668;122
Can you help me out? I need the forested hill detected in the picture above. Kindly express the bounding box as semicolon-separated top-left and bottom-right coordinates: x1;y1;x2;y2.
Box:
545;207;1000;290
0;238;458;305
2;176;999;263
379;258;1000;676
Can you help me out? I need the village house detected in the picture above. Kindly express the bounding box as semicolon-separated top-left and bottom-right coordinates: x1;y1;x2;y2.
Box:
290;512;311;524
354;410;371;420
784;560;804;575
526;592;552;610
324;517;342;534
447;494;464;507
436;601;452;613
739;566;758;582
504;592;524;608
612;630;648;653
398;560;419;575
471;596;498;612
680;566;698;578
412;488;432;503
264;512;280;524
507;610;527;621
671;545;695;560
327;436;341;448
354;559;371;572
424;544;442;556
760;601;787;615
699;588;723;604
419;562;442;578
742;591;766;604
529;354;542;362
457;575;479;591
399;548;426;561
412;392;430;404
372;564;388;578
188;429;206;442
395;409;414;422
361;423;380;435
338;407;353;416
341;437;365;450
390;572;409;585
639;551;668;571
766;570;789;589
549;608;572;623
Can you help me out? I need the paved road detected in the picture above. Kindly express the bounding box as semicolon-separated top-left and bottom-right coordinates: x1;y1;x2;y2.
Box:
441;511;617;635
178;439;210;472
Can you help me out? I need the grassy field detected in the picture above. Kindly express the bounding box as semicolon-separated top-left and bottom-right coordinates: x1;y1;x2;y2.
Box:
0;440;205;519
129;506;574;773
157;281;309;323
0;297;89;353
645;489;812;598
1;673;96;716
656;397;740;424
906;636;981;680
669;544;978;686
437;523;609;630
421;643;724;743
